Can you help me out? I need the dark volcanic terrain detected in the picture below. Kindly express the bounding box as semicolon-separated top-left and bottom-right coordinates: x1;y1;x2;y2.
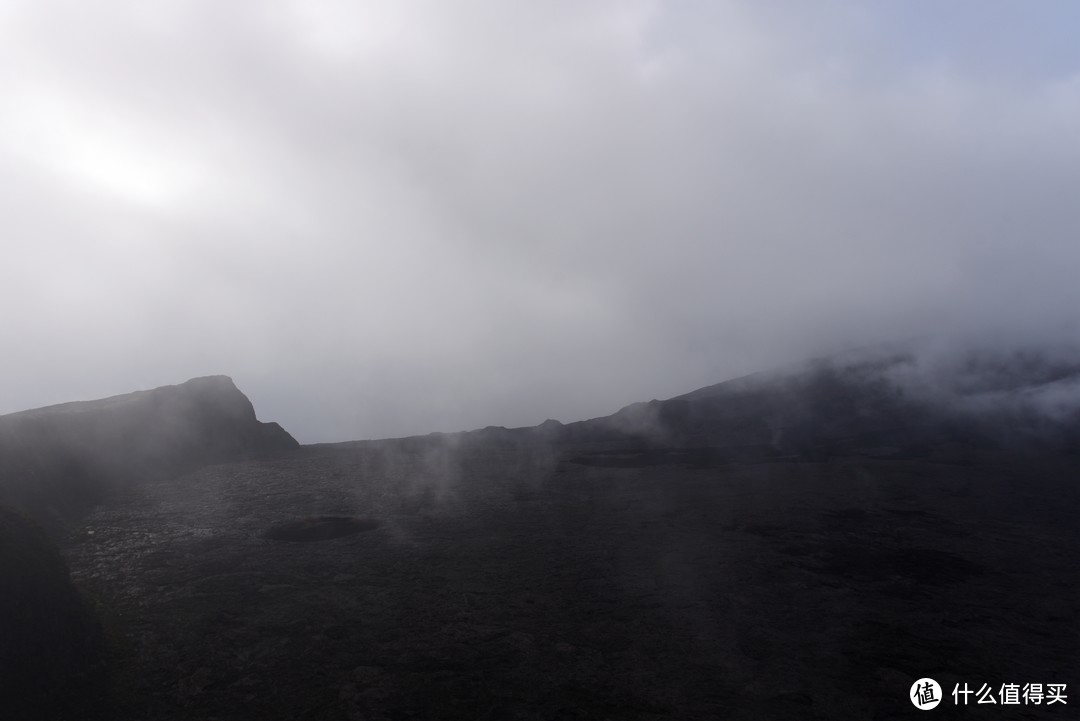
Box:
4;350;1080;719
66;441;1079;720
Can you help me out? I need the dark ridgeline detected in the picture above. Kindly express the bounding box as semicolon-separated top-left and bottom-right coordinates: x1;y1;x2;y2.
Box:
1;348;1079;720
0;375;298;529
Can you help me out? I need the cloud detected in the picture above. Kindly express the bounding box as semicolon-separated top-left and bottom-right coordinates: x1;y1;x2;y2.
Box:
2;1;1079;441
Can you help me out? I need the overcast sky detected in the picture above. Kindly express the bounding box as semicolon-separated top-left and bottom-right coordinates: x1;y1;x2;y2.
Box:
2;1;1079;442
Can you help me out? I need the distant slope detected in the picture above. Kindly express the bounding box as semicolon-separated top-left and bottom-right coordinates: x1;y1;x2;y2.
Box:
401;344;1080;464
0;376;298;528
560;344;1080;461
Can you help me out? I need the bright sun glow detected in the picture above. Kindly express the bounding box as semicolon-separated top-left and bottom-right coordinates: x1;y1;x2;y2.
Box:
2;89;202;208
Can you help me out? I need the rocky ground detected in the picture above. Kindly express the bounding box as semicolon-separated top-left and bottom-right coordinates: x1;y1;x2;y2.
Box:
62;439;1078;720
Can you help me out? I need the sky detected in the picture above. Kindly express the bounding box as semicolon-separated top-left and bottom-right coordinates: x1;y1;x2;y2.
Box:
2;0;1079;443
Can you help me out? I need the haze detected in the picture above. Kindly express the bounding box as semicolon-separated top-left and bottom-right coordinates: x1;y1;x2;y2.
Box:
2;0;1079;442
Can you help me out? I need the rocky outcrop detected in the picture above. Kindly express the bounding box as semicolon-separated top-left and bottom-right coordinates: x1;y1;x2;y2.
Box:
0;376;298;527
0;506;107;720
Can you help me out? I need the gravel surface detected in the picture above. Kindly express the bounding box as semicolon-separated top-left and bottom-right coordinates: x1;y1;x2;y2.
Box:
64;441;1079;720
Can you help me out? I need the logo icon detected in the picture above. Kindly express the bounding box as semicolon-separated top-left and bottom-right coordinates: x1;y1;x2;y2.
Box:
911;678;942;710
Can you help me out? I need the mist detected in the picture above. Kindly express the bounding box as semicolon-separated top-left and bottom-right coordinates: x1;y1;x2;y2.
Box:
3;1;1079;442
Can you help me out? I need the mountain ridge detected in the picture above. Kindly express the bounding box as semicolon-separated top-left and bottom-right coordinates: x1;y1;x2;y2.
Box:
340;344;1080;465
0;375;298;529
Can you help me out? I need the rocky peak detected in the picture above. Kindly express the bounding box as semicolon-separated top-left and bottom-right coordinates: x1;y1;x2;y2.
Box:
0;376;299;529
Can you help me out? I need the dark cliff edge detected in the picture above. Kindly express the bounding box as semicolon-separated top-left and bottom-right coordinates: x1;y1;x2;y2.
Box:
0;375;299;529
0;506;108;720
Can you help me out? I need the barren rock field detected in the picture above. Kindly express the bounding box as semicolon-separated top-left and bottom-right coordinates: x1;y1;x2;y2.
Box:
64;438;1079;720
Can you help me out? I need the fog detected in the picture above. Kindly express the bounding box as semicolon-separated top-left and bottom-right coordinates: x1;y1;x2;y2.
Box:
2;1;1079;442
